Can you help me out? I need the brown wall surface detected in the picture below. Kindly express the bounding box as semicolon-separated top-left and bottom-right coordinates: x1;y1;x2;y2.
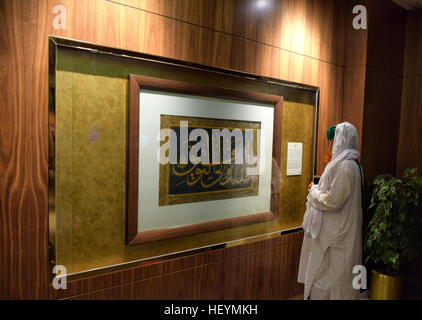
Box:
361;0;407;187
397;8;422;292
342;0;368;151
351;2;422;296
397;8;422;175
0;0;369;299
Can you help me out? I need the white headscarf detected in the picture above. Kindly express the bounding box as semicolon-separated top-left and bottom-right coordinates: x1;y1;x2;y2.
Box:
302;122;360;239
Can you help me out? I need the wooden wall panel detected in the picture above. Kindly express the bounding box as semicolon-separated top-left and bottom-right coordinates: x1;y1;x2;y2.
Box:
341;0;368;151
342;65;366;150
401;8;422;78
396;8;422;291
0;0;51;299
0;0;347;299
62;232;304;300
115;0;346;66
397;8;422;174
397;73;422;174
360;0;406;186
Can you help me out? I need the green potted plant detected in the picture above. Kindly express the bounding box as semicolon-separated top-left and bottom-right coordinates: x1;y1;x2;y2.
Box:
364;168;422;300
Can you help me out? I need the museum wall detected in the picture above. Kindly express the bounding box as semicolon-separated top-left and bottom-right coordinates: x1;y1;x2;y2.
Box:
397;8;422;175
361;0;406;188
397;7;422;291
348;2;422;294
0;0;363;299
342;0;410;188
341;0;368;152
342;1;422;296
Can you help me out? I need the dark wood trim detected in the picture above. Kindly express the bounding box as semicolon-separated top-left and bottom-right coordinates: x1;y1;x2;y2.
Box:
127;74;283;245
50;36;319;94
126;75;141;243
130;74;283;104
271;97;283;216
130;211;276;245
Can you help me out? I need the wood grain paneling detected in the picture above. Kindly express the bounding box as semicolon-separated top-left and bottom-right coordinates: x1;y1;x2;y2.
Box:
402;8;422;77
397;8;422;174
1;0;350;299
341;0;368;151
343;0;368;68
0;0;51;299
342;65;366;150
62;232;304;300
397;70;422;175
114;0;346;66
396;8;422;291
360;0;406;186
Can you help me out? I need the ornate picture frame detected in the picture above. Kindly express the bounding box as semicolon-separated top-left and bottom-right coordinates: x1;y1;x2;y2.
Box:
127;75;284;245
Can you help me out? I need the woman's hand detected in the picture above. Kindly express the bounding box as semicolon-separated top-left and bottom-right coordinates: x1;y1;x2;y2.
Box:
308;182;314;192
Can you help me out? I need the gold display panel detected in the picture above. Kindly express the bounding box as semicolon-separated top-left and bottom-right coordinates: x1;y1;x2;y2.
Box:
49;37;318;277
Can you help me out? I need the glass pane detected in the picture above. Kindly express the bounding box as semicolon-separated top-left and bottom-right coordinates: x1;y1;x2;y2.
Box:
50;40;316;276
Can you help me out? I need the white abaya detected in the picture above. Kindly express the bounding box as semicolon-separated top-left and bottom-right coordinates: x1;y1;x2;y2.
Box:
298;123;363;300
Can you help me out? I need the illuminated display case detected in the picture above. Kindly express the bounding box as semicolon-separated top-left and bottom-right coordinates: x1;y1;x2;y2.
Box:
49;36;319;277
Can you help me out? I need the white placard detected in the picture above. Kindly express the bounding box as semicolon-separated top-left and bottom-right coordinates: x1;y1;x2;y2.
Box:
286;142;303;176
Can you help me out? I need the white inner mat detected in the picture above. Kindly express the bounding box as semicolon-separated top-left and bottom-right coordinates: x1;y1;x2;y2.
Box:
138;89;275;232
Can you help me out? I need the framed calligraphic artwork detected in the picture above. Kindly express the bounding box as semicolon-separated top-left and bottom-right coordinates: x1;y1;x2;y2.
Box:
158;115;260;206
127;75;283;245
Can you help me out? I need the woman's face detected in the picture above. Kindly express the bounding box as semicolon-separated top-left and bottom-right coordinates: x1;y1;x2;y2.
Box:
324;140;333;165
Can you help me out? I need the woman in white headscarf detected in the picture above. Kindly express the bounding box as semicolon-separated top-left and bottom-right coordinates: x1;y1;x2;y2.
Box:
298;122;363;300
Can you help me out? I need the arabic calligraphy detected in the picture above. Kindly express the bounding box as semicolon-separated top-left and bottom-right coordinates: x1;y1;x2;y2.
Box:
159;115;260;206
169;138;253;194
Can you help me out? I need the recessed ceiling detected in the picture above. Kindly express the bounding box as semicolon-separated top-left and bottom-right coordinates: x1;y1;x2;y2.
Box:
392;0;422;10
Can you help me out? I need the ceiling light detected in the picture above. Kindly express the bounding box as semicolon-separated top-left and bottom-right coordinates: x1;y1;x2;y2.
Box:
255;0;269;10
